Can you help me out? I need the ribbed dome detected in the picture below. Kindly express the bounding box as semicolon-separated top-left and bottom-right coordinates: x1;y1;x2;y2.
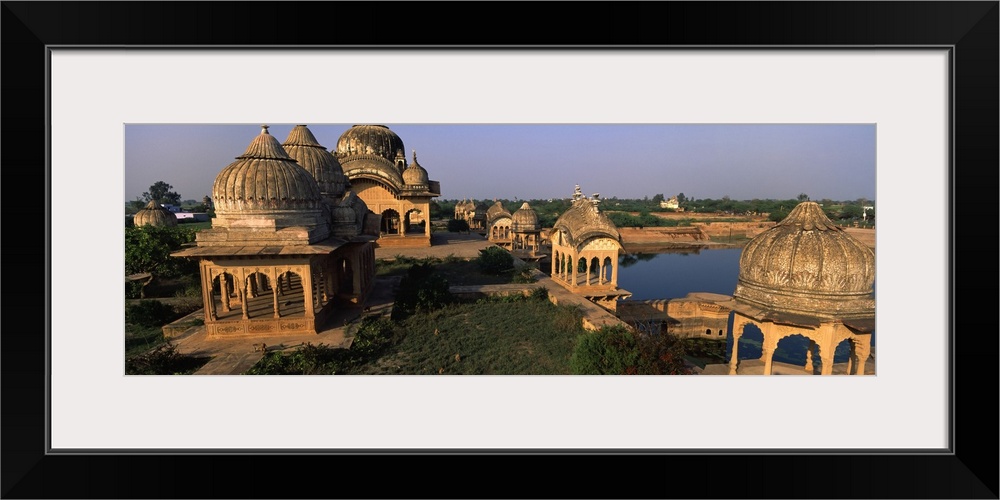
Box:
282;125;347;198
212;125;323;213
486;201;512;226
512;202;540;232
473;203;489;222
402;151;429;187
335;125;405;165
133;200;178;227
553;193;620;247
733;201;875;319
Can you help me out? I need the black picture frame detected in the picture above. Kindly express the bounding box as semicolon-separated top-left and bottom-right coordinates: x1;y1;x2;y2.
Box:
3;2;997;498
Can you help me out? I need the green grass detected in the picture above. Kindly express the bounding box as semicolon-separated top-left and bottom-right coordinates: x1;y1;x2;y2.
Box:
346;296;586;375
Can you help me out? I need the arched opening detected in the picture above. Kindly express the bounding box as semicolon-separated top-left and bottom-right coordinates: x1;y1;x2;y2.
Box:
404;209;424;235
381;209;400;235
603;256;614;284
590;257;601;285
211;272;238;318
243;272;274;319
774;333;813;371
276;271;305;317
729;322;763;363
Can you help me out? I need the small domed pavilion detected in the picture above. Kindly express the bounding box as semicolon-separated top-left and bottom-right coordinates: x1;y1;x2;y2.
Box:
728;201;876;375
511;202;541;254
333;125;440;247
486;201;513;247
550;186;627;305
172;125;378;338
133;200;178;227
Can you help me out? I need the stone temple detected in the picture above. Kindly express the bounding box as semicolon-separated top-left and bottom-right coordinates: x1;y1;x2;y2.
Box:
727;201;876;375
333;125;441;247
172;125;379;338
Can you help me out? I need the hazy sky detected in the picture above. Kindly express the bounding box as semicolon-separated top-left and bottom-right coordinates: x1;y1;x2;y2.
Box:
124;124;875;204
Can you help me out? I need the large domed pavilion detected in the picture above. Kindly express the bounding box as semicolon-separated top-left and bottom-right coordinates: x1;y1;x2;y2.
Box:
172;125;379;338
728;201;876;375
333;125;440;247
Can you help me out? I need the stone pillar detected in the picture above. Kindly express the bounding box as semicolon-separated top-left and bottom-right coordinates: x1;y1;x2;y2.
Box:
761;323;776;376
570;255;578;288
220;274;231;313
729;322;742;375
599;259;606;285
302;267;315;319
425;204;432;239
819;335;836;375
610;255;618;287
205;271;217;321
853;335;871;375
585;259;592;286
805;340;815;374
551;250;557;277
239;287;248;320
272;279;281;318
257;273;266;292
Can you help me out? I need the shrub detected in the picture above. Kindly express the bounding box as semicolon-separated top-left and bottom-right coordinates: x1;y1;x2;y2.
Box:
569;326;692;375
476;246;513;275
511;263;538;284
245;343;346;375
125;300;179;328
125;225;200;278
391;263;453;321
447;219;470;232
569;326;639;375
529;286;549;301
125;342;209;375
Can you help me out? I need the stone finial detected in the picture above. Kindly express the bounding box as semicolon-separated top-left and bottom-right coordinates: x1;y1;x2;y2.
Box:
261;124;270;134
412;150;418;163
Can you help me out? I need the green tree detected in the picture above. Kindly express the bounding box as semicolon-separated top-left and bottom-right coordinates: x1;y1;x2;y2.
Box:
125;226;198;278
142;181;182;205
652;193;665;204
839;205;863;219
477;246;514;275
676;193;686;204
797;193;810;202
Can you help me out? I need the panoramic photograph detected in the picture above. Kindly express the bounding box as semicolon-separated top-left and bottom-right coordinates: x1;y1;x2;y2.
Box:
124;123;877;376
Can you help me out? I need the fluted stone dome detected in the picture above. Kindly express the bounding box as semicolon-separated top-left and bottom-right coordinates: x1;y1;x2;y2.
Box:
552;194;620;248
733;201;875;319
335;125;405;165
486;201;512;226
133;200;178;227
212;125;323;213
282;125;347;198
512;202;540;232
402;151;429;187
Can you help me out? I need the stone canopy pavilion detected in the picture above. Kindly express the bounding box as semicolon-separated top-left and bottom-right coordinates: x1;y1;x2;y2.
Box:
172;125;379;338
727;201;876;375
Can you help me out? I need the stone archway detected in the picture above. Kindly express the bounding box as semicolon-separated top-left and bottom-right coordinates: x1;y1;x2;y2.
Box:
381;208;400;235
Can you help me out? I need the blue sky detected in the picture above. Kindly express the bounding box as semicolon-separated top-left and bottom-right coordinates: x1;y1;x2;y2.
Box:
124;124;875;203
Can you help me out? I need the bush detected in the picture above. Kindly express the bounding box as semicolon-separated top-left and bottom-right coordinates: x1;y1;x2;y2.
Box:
392;263;453;321
569;326;692;375
125;225;199;278
512;263;538;284
447;219;470;232
125;342;209;375
570;326;639;375
529;286;549;301
477;246;513;275
125;300;179;328
245;343;346;375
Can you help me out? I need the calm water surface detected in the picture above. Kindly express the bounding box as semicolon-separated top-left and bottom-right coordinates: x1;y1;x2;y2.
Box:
615;248;875;365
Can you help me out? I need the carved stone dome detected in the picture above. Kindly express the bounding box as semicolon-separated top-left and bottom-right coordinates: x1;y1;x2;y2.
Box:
212;125;323;214
733;201;875;319
334;125;405;165
512;202;540;232
402;151;429;187
552;193;620;248
133;199;178;227
282;125;347;198
486;201;512;226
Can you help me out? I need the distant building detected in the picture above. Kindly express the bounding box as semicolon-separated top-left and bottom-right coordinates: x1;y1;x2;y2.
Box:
659;196;680;210
486;201;513;248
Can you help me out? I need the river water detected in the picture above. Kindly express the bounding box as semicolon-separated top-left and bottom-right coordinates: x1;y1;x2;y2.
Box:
616;248;874;365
